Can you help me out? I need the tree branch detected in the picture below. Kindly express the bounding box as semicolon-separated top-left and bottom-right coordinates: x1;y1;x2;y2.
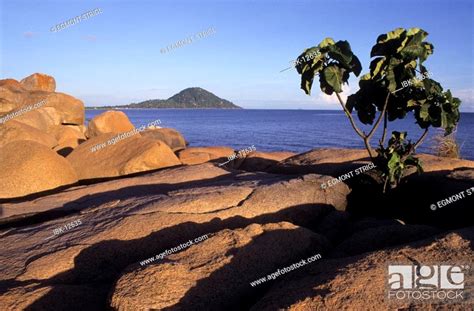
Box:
335;92;376;159
367;92;390;140
380;110;388;146
363;137;376;159
335;92;366;139
414;128;429;150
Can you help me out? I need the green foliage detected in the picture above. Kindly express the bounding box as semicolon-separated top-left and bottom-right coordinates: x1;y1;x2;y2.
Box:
375;132;423;191
346;28;460;135
412;89;461;135
296;38;362;95
295;27;462;191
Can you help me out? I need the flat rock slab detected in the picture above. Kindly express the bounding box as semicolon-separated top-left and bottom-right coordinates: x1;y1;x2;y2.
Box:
270;148;474;177
2;148;471;310
251;226;474;310
269;148;370;176
110;222;330;310
0;163;228;220
0;163;348;310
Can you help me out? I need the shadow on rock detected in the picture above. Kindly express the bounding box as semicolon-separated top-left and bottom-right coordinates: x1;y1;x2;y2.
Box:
0;171;283;230
22;203;334;310
346;168;474;229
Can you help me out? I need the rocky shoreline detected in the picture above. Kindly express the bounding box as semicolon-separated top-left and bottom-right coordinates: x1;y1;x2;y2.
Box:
1;74;474;310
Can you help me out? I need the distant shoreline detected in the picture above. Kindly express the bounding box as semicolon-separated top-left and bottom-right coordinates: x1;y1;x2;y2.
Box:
99;87;242;109
85;107;243;110
84;107;474;113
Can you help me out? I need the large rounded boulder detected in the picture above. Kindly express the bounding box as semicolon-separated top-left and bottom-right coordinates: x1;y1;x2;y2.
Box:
141;128;187;151
85;111;135;138
50;125;87;156
66;133;181;180
0;140;78;199
10;107;61;132
0;76;84;126
0;120;58;148
42;92;85;125
20;73;56;92
0;79;27;108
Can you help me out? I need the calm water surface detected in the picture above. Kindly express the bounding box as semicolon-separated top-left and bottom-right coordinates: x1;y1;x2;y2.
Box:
85;109;474;160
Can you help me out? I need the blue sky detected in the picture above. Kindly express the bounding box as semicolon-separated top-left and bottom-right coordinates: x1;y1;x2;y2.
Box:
1;0;473;110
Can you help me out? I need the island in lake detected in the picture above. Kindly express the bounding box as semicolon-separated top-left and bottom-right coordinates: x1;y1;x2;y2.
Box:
88;87;242;109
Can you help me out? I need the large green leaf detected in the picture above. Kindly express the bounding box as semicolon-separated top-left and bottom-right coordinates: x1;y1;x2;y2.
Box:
412;86;461;135
387;152;401;182
358;101;376;124
350;55;362;76
371;28;406;57
327;40;362;76
406;28;424;36
442;90;461;134
331;41;353;65
300;68;316;95
323;65;343;93
420;42;434;63
419;103;430;121
400;29;429;60
319;71;335;95
319;37;336;49
377;28;406;44
297;36;362;98
422;78;442;94
385;67;397;92
296;47;324;74
346;94;357;113
370;57;386;79
355;91;378;124
404;60;417;70
385;57;404;92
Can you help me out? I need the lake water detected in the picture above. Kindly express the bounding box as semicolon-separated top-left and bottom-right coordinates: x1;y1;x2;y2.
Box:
86;109;474;160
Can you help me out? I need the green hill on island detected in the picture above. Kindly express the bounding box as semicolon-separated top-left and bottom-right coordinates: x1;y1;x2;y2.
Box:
91;87;241;109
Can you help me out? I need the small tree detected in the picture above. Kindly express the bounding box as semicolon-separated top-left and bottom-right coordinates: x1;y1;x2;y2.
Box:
295;28;461;191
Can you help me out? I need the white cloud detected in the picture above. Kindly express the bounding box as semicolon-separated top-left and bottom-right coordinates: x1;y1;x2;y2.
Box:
316;84;351;107
449;89;474;112
454;88;474;102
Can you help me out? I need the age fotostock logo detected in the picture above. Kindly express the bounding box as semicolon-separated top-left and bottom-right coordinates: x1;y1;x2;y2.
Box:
387;264;471;303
